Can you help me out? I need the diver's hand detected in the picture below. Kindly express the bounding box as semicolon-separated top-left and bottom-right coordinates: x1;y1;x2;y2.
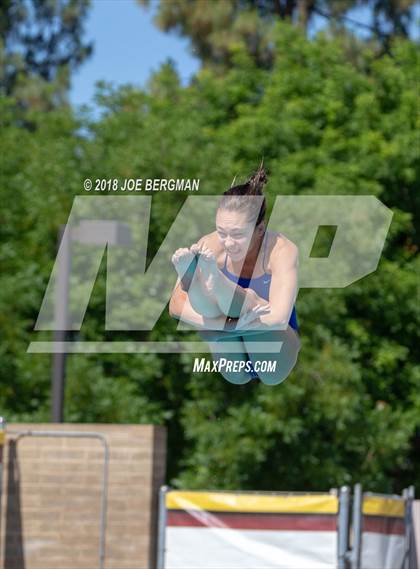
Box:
235;304;270;330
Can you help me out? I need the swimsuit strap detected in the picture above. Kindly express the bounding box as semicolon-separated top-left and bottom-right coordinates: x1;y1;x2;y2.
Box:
261;231;269;274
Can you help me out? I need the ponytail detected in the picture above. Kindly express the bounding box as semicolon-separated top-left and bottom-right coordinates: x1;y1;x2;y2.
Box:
245;162;268;196
220;163;268;226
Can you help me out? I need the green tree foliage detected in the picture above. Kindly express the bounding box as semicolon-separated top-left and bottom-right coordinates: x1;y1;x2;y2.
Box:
1;24;419;492
0;0;92;108
139;0;418;68
368;0;418;37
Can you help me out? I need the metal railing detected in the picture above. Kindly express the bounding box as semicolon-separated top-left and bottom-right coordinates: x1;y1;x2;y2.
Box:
348;485;416;569
1;422;109;569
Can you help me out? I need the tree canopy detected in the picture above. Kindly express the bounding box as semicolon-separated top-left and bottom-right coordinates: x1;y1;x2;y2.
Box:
139;0;419;68
0;0;92;108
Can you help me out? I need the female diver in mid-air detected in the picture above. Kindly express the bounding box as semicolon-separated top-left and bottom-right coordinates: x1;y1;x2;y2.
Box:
169;166;300;385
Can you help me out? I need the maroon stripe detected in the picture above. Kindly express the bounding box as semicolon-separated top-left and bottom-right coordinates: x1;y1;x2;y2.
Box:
363;516;405;536
167;511;337;531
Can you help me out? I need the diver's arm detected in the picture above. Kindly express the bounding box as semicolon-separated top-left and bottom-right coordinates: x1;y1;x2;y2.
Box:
262;241;298;326
234;242;298;331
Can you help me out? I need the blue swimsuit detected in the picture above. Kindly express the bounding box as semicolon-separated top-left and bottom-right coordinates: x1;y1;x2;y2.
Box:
220;236;299;332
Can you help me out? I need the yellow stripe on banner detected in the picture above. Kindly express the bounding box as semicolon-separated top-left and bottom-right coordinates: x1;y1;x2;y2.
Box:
0;432;5;445
166;492;338;514
363;496;405;518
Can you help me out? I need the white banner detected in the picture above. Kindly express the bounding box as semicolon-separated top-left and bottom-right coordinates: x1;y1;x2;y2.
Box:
162;491;339;569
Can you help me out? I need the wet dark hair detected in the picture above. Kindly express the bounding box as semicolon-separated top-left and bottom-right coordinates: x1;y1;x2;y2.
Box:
218;164;268;227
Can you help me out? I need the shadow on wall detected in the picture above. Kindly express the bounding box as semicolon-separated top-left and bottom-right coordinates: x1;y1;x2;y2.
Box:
4;441;25;569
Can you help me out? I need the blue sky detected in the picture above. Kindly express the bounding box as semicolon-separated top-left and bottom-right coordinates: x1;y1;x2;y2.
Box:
70;0;200;107
70;0;419;109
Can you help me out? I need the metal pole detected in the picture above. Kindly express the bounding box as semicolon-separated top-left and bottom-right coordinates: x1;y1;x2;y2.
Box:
156;486;168;569
338;486;351;569
408;486;417;569
0;417;5;491
0;417;5;553
50;221;131;422
51;227;71;422
402;488;409;569
403;486;415;569
351;484;363;569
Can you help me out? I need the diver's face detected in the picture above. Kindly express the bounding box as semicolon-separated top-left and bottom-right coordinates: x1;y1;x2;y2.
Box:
216;209;258;261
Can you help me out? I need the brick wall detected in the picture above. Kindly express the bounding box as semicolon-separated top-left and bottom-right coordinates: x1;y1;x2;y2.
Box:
0;423;166;569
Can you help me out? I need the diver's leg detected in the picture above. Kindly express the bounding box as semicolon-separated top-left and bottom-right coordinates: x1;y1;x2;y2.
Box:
172;248;222;317
242;327;301;385
199;331;252;385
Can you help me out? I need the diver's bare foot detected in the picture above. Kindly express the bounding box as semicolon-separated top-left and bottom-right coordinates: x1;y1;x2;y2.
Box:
171;248;196;279
197;246;220;293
